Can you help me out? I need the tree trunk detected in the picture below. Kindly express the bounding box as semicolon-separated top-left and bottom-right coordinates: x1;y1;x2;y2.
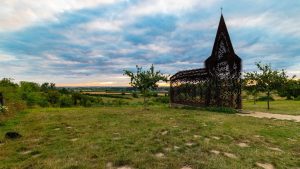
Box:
0;93;3;106
267;91;270;109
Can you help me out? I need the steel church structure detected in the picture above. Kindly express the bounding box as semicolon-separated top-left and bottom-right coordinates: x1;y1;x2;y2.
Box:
170;14;242;109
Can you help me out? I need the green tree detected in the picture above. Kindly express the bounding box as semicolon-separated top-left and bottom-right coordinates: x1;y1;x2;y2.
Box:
243;79;259;104
47;90;61;105
19;81;41;106
244;62;289;109
59;95;73;107
0;78;18;88
278;79;300;99
0;78;19;103
41;82;56;93
123;64;168;109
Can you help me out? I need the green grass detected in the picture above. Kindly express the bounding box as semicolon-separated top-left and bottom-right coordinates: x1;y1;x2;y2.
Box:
243;100;300;115
0;106;300;169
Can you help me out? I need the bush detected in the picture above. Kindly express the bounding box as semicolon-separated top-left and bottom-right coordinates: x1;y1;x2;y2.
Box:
111;99;129;106
47;90;61;105
59;95;73;107
295;96;300;101
21;92;41;107
38;97;50;107
153;96;169;104
151;92;158;97
257;96;275;101
80;95;96;107
96;97;104;105
132;92;139;98
205;107;238;114
84;100;92;107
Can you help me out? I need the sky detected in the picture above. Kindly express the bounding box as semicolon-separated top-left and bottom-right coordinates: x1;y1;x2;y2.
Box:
0;0;299;86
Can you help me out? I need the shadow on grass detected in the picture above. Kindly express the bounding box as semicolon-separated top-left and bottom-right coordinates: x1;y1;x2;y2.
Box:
176;106;238;114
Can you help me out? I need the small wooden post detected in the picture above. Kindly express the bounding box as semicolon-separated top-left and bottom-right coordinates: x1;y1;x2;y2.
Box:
0;93;4;106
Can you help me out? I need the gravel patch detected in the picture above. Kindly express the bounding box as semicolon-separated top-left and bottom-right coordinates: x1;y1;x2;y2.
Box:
268;147;283;152
155;153;165;158
223;152;238;159
256;162;275;169
237;142;250;148
210;150;220;155
238;112;300;122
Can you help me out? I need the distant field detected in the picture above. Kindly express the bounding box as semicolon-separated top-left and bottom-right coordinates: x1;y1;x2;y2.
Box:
0;106;300;169
82;91;168;97
82;91;131;95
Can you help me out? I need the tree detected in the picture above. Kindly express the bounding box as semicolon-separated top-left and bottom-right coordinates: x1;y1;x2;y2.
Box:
244;62;289;109
243;79;259;104
278;79;300;99
0;78;19;103
19;81;41;106
41;82;56;93
124;65;168;109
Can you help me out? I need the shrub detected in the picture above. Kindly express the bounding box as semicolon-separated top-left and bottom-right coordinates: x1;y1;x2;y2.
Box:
151;92;158;97
21;92;41;107
257;96;275;101
153;96;169;104
84;100;92;107
295;96;300;101
80;95;96;107
47;90;61;105
38;97;50;107
147;101;155;106
111;99;129;106
97;97;104;105
205;107;238;114
59;95;73;107
132;92;139;98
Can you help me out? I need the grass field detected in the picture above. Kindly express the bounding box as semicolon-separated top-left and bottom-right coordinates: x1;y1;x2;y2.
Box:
1;105;300;169
243;100;300;115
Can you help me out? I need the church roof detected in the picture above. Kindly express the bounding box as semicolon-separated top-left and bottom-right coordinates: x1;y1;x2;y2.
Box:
170;14;241;81
211;14;235;55
170;68;207;81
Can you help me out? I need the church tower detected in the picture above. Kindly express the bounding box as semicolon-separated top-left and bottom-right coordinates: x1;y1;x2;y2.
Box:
205;14;242;109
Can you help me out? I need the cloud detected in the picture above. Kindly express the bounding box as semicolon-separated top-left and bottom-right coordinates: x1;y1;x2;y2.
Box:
0;0;118;32
227;12;300;38
0;0;300;85
82;19;124;32
0;52;16;61
125;0;221;17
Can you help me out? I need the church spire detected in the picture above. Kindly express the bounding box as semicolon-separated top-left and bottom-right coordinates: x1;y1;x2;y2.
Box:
211;13;235;56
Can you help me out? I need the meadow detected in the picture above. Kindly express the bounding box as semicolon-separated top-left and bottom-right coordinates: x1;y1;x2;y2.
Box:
243;100;300;115
0;96;300;169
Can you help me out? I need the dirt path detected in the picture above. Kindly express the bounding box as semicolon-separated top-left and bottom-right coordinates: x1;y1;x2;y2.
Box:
238;112;300;122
